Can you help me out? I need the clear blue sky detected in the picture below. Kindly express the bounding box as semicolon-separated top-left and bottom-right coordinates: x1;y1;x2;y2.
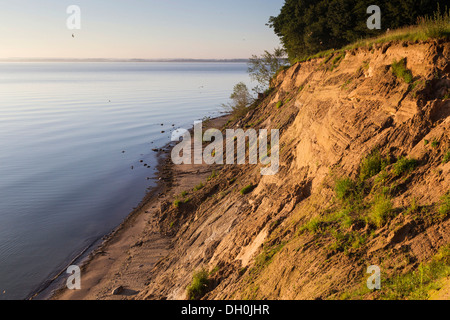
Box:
0;0;284;59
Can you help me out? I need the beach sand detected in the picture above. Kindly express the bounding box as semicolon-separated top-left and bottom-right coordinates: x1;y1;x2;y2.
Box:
50;114;230;300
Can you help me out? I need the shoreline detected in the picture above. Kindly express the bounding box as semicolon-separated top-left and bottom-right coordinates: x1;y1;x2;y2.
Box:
42;113;230;300
29;144;173;300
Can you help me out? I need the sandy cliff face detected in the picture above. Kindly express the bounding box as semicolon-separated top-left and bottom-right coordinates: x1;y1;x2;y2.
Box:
138;39;449;300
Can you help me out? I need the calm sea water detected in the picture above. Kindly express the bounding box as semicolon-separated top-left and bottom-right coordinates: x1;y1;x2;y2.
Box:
0;62;250;300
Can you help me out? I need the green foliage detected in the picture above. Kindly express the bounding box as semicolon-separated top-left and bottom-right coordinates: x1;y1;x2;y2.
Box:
334;177;358;201
276;101;283;109
240;184;256;195
300;217;323;234
207;170;218;181
431;138;440;148
186;269;210;300
443;150;450;164
368;194;393;228
417;4;450;38
391;58;413;83
194;182;204;191
359;150;389;181
329;52;345;71
247;47;289;92
181;191;188;197
222;82;254;120
438;192;450;217
255;243;285;267
173;199;181;208
393;157;418;176
381;245;450;300
268;0;448;61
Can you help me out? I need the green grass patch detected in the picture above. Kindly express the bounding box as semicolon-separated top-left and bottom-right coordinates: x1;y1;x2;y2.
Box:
186;269;210;300
368;194;393;228
194;182;204;191
240;184;256;195
443;150;450;164
391;58;413;84
431;138;440;148
359;150;390;181
255;243;285;267
438;192;450;218
381;245;450;300
393;157;418;176
207;170;218;181
300;217;323;234
334;177;358;201
276;101;283;109
173;199;181;208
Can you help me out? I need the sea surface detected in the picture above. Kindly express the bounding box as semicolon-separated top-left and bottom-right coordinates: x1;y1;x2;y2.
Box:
0;61;250;300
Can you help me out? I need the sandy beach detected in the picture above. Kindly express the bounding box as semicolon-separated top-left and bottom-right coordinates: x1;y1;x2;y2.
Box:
49;114;230;300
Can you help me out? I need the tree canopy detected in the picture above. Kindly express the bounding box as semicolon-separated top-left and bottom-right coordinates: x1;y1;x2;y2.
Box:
268;0;448;61
247;47;288;93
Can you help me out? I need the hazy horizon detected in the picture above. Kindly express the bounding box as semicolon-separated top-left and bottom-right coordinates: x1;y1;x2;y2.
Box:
0;0;284;60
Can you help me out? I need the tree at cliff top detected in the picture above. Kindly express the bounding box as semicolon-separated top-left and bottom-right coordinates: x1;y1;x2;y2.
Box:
268;0;449;62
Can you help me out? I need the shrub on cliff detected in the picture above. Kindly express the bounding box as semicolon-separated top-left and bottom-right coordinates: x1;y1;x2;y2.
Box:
222;82;254;120
186;269;210;300
247;47;289;93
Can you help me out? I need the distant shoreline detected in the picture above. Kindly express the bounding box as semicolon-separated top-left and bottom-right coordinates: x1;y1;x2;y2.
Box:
0;58;249;63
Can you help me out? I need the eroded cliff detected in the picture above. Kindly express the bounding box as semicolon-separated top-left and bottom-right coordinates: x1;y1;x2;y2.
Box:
138;39;450;300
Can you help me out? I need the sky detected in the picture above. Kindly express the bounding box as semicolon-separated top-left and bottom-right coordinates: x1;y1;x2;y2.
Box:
0;0;285;60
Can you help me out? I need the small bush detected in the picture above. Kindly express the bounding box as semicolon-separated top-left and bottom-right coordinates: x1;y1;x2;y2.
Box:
173;199;181;208
194;182;204;191
181;191;188;197
300;217;323;234
431;139;439;148
391;58;413;84
443;150;450;164
360;150;389;181
207;170;218;181
418;5;450;39
186;270;210;300
438;193;450;217
393;157;418;176
276;101;283;109
240;184;256;195
335;177;357;201
369;195;393;228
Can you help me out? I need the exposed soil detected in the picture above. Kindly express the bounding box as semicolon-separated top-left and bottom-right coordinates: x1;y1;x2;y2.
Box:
54;39;449;301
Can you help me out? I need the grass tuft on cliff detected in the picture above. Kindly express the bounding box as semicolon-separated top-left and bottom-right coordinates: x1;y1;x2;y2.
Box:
186;269;210;300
